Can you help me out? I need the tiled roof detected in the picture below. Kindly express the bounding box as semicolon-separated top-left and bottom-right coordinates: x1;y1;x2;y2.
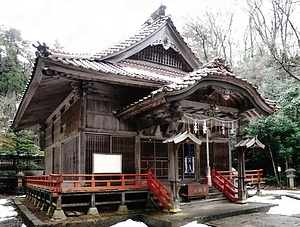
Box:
93;15;170;60
116;58;277;115
163;58;244;91
37;13;191;84
45;51;182;84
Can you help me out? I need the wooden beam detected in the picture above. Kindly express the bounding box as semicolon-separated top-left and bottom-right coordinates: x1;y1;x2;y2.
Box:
180;100;239;114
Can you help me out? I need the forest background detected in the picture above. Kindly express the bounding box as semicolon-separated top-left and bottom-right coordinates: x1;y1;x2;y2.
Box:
0;0;299;186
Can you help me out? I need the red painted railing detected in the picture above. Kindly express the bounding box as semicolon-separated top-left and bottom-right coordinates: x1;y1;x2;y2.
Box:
212;170;238;202
24;172;171;211
211;169;264;203
147;172;171;211
245;169;264;184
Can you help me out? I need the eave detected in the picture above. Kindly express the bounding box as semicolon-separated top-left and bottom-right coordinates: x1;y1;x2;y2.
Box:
115;59;275;121
165;75;274;116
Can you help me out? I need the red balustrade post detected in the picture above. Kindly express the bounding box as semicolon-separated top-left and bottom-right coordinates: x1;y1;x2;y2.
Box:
56;174;63;193
91;175;95;188
147;171;151;189
121;175;125;187
50;174;54;189
256;169;263;196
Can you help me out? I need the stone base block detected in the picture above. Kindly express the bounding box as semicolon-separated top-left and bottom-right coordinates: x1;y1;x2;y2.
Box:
53;209;67;220
87;207;99;215
117;205;128;214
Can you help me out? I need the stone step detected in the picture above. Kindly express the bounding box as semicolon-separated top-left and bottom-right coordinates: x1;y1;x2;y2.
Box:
206;191;226;199
206;186;230;202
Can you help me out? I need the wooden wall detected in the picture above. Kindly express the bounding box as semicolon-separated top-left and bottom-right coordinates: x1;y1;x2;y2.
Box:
62;136;79;174
200;141;230;177
85;82;148;132
44;96;82;174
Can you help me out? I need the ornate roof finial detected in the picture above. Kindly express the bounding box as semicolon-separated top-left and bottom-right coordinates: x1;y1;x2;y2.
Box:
143;5;167;26
32;41;51;57
206;58;233;73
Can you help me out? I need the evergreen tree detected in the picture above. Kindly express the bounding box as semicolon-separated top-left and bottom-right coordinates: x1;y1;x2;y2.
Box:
245;84;300;186
0;27;31;96
0;129;43;172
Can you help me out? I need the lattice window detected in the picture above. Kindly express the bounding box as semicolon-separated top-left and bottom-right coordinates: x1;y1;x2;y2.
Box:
130;45;193;72
141;139;169;179
112;137;135;174
86;134;134;174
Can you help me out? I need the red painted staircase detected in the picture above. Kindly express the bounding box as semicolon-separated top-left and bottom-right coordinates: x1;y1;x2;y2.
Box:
211;170;238;202
147;172;171;211
212;169;264;203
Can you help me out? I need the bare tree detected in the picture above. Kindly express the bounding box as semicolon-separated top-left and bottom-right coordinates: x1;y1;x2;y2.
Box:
182;10;235;65
244;0;300;81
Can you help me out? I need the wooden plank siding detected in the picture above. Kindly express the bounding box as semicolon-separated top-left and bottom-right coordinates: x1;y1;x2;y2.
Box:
200;141;230;177
61;99;81;137
62;137;80;174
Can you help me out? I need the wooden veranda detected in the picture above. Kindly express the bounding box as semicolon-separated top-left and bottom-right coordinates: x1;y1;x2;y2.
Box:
24;172;171;219
24;169;264;219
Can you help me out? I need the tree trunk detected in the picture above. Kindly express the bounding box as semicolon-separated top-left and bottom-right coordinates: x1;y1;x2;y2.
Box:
268;144;279;185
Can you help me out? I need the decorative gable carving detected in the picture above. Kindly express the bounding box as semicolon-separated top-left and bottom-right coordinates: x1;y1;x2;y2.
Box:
152;36;179;51
129;45;193;72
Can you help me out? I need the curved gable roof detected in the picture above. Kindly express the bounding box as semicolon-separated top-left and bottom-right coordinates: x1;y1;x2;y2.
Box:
164;59;275;116
115;58;276;119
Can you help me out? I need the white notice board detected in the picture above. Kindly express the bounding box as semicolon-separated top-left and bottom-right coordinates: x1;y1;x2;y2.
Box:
93;154;122;173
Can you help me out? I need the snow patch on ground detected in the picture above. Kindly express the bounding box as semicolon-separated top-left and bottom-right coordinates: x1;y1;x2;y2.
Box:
110;219;209;227
0;198;19;223
110;219;148;227
180;221;209;227
1;190;299;227
247;189;300;216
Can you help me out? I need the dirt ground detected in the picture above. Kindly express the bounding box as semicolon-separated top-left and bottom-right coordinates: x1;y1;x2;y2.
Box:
207;213;300;227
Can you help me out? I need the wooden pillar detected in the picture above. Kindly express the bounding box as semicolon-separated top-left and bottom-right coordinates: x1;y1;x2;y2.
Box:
135;135;141;174
206;129;212;187
195;143;201;182
79;95;87;174
52;195;67;219
168;142;181;213
117;192;128;214
237;146;247;203
87;192;99;215
228;139;232;171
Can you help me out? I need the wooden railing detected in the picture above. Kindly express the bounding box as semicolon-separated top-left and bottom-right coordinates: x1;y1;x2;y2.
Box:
245;169;264;184
147;172;171;211
211;169;264;203
211;170;238;202
213;169;263;184
24;172;172;211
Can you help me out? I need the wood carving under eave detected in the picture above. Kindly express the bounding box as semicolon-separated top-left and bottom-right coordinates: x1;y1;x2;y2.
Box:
115;93;166;119
165;76;275;116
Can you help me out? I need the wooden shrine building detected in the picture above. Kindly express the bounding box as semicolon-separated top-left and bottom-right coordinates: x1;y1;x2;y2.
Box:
12;6;275;214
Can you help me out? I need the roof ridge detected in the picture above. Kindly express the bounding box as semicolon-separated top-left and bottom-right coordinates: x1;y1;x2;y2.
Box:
93;14;170;60
33;41;94;60
48;50;94;60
